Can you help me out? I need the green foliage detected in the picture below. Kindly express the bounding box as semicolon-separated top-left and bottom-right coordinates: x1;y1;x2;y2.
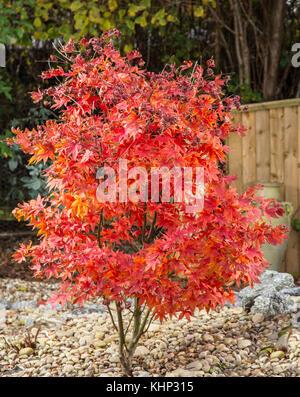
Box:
292;218;300;232
0;106;54;205
0;1;212;49
0;74;12;101
226;75;262;104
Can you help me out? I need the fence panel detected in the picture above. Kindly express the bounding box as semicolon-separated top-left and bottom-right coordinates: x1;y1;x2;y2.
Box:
229;98;300;275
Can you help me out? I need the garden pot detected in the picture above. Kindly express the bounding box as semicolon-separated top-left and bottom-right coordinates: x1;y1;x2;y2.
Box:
256;182;293;272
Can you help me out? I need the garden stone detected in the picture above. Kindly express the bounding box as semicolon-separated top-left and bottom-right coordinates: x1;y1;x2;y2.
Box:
0;309;6;325
259;270;294;289
291;310;300;327
134;346;150;357
251;313;264;324
186;360;203;371
165;368;198;377
39;303;66;311
11;300;38;310
281;287;300;296
137;371;150;377
202;333;214;343
250;290;295;319
237;339;252;349
270;351;285;360
109;355;119;363
0;300;11;309
239;270;295;311
19;347;34;356
275;331;291;352
25;317;35;327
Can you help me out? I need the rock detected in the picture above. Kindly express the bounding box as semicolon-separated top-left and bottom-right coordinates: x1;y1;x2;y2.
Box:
210;318;225;328
252;313;264;324
186;360;203;371
165;368;198;377
237;339;252;349
103;336;116;344
109;355;119;363
94;341;107;348
201;360;210;373
134;346;150;357
234;353;242;365
63;364;74;373
104;345;118;355
291;310;300;327
148;324;160;333
291;296;300;304
250;290;294;319
25;317;35;327
273;365;284;374
19;347;34;356
204;343;215;352
95;332;105;340
11;300;37;310
275;330;291;352
137;371;150;377
216;343;228;352
239;270;295;311
0;300;11;309
202;333;214;343
0;309;7;325
270;351;285;360
243;368;251;377
281;287;300;296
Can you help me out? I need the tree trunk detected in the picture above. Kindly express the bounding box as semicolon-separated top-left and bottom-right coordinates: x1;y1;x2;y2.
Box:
112;299;153;376
229;0;251;85
262;0;286;100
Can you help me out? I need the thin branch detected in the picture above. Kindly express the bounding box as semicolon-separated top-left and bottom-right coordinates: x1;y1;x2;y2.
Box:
145;211;157;243
238;0;263;35
143;313;156;335
107;303;118;332
115;301;129;353
142;202;147;246
97;209;104;249
207;3;235;34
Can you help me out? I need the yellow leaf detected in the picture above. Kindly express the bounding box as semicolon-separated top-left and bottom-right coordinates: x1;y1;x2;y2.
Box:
108;0;117;11
194;6;204;18
167;14;176;22
99;18;112;30
89;8;101;23
33;17;42;28
124;43;133;53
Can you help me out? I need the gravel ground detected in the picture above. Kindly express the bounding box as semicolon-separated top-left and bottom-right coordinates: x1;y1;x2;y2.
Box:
0;277;299;377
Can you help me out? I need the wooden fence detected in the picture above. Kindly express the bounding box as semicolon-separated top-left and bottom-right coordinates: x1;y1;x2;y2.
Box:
229;98;300;275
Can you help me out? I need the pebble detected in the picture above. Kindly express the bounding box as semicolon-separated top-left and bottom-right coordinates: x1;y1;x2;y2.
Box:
186;360;203;371
134;346;150;357
270;351;285;360
202;333;214;343
237;339;252;349
252;313;265;324
0;277;299;377
19;348;34;356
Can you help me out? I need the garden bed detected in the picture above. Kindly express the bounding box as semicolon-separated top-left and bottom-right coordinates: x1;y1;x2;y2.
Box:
0;225;299;377
0;277;299;377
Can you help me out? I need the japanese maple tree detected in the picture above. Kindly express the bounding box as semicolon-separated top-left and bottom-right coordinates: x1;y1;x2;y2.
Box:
9;30;288;376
